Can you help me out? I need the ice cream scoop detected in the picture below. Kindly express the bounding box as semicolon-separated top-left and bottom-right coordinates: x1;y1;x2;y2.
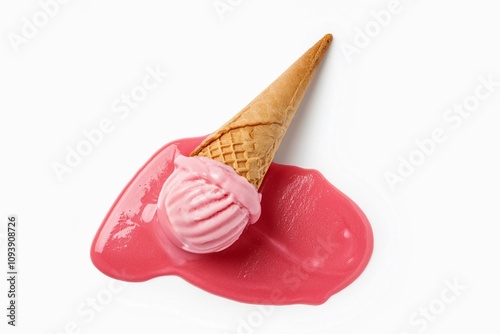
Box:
157;154;261;253
157;34;333;253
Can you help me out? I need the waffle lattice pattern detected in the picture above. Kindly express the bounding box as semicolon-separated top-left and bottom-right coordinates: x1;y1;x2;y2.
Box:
196;124;284;189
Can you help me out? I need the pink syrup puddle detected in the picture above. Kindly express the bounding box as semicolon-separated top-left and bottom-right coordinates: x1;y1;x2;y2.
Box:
90;136;373;305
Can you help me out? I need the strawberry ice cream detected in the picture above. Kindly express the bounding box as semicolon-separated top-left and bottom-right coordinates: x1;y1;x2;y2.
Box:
157;154;261;253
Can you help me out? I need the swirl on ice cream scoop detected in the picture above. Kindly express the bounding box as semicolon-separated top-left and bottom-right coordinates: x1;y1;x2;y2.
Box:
157;154;261;253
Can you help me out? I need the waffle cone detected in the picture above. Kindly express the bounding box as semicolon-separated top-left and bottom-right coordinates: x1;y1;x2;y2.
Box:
190;34;332;189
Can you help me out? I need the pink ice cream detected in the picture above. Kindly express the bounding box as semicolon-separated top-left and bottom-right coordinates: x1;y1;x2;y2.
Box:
157;154;261;254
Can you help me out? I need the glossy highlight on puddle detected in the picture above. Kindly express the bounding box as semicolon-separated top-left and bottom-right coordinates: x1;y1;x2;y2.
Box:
91;136;373;305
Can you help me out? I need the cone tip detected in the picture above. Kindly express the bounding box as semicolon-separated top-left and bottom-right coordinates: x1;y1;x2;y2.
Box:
321;33;333;49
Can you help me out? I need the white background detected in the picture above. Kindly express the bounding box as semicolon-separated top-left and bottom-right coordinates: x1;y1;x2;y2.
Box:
1;0;499;333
